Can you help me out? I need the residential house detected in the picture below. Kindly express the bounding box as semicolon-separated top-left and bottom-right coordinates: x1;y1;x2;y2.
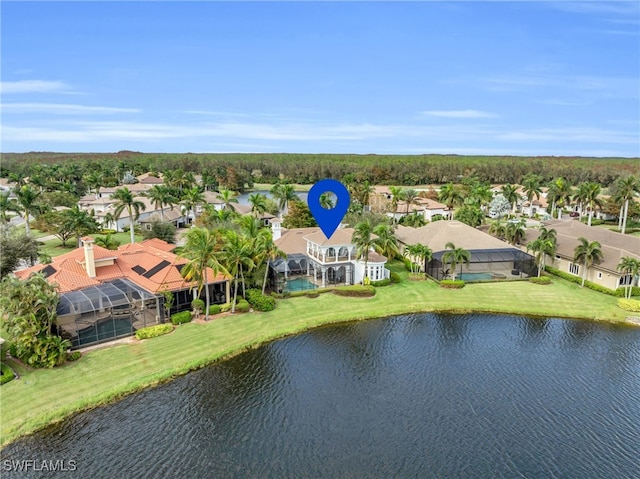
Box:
523;219;640;290
15;237;229;348
396;220;536;280
269;219;389;291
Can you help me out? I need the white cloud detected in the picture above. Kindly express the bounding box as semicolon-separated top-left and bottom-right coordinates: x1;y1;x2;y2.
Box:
2;103;140;115
0;80;73;94
497;127;638;144
421;109;496;119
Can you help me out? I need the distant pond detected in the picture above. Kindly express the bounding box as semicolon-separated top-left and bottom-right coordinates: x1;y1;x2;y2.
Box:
2;313;640;478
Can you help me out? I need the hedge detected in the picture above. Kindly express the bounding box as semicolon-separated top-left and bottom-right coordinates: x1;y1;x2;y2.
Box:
170;311;192;325
617;298;640;313
545;266;638;297
333;285;376;297
1;363;15;385
529;276;551;285
245;289;276;312
370;278;391;287
390;272;401;284
235;299;251;313
208;304;221;315
440;280;465;289
135;324;174;340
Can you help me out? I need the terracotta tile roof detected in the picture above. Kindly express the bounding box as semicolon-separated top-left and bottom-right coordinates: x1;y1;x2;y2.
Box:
15;239;227;294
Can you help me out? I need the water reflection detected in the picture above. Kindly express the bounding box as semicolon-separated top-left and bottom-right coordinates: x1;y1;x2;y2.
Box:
2;314;639;479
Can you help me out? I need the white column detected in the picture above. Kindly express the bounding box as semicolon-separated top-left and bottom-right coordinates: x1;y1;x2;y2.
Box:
322;268;326;288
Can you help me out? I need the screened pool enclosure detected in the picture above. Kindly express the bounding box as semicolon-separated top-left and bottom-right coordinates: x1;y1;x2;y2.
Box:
55;278;165;349
425;248;536;281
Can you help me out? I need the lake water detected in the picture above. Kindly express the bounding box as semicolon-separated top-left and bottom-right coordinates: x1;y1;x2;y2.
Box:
2;313;639;478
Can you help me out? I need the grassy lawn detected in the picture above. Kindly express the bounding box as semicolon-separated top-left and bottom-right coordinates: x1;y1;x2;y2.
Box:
252;182;311;192
0;262;633;446
37;232;144;258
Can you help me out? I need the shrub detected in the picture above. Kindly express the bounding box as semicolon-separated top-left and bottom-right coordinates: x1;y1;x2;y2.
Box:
1;363;15;385
529;276;551;285
135;324;174;340
220;302;232;313
333;285;376;297
245;289;276;312
235;299;251;313
191;298;205;313
208;304;221;315
370;278;391;287
66;351;82;361
389;272;401;284
545;266;619;295
170;311;192;325
617;298;640;312
615;286;640;298
440;280;465;289
99;229;117;235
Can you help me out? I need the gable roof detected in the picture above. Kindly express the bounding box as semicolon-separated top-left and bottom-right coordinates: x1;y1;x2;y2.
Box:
274;227;321;254
15;239;227;294
396;220;516;252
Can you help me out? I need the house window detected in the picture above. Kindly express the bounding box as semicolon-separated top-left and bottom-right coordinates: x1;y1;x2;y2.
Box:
569;263;579;276
619;274;633;286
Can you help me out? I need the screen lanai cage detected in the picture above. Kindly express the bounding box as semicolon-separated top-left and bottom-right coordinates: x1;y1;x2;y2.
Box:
55;278;165;349
425;248;536;281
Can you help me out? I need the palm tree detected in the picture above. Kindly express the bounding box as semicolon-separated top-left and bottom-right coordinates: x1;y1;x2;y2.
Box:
488;220;506;240
254;229;286;294
0;193;19;223
64;205;99;247
14;185;43;237
112;187;146;244
527;227;557;277
270;183;297;216
84;171;103;200
388;186;405;215
500;184;520;216
248;193;268;217
573;237;603;287
505;219;526;245
470;183;494;212
418;244;433;275
404;244;423;274
352;218;376;280
217;230;255;313
617;256;640;299
615;175;639;234
216;188;239;212
438;183;464;219
441;242;471;281
403;188;420;215
102;212;116;230
582;182;603;227
179;227;225;320
521;174;543;217
181;187;205;223
547;177;573;219
145;185;177;221
235;215;262;239
94;233;120;250
372;223;399;261
319;192;335;210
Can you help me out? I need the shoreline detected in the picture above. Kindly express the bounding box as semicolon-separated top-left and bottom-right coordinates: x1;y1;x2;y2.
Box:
0;274;636;448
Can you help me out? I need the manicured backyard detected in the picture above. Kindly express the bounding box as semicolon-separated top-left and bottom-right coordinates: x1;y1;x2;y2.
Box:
0;262;633;446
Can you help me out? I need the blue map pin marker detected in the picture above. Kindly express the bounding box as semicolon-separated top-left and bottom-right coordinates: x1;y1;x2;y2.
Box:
307;179;350;239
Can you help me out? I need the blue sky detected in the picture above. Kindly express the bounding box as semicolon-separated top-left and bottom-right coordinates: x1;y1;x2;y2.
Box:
1;1;639;156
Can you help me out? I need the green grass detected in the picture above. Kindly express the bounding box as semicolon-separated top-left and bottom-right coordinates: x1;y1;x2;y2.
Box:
37;232;144;258
0;261;633;446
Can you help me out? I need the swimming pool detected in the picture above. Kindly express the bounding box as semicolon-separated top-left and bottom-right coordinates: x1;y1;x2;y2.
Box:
284;277;318;292
458;272;493;281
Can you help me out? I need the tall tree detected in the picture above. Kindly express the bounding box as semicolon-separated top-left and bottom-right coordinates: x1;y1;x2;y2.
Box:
500;184;520;215
438;183;464;219
217;230;255;312
521;174;543;217
547;177;573;219
616;256;639;299
0;193;20;224
505;219;526;245
84;171;103;200
582;182;603;227
388;186;405;214
270;183;297;216
178;227;225;321
403;188;420;215
441;242;471;281
352;218;376;280
64;205;100;247
372;223;399;261
145;185;177;221
181;187;205;223
527;227;557;277
216;188;239;212
615;175;639;234
112;187;146;244
254;229;286;294
14;185;43;237
248;193;268;217
573;237;603;287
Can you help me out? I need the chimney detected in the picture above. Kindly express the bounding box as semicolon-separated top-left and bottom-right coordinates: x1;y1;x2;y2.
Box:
271;218;282;241
83;237;97;278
